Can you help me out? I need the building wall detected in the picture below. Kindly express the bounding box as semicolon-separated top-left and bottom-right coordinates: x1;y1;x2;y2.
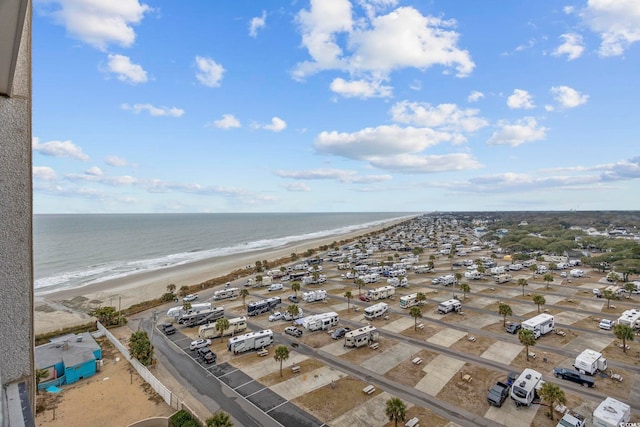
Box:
0;0;34;409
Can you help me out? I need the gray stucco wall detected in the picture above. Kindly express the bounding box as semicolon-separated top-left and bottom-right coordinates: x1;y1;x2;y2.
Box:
0;0;33;403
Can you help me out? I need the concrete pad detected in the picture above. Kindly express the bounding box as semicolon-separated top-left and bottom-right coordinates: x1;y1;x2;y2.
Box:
381;316;415;333
270;366;346;400
484;398;541;427
563;333;614;353
329;302;349;312
458;314;496;328
427;328;468;347
629;374;640;406
464;296;495;308
331;392;412;427
496;289;523;299
242;353;309;378
414;354;466;395
321;339;352;356
481;341;523;365
361;342;421;374
542;295;565;305
510;303;534;316
554;310;588;325
579;299;604;311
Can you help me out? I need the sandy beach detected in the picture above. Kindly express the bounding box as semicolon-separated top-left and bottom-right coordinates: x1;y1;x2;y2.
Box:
35;217;412;334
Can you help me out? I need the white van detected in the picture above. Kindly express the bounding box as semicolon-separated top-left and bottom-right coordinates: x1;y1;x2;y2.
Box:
267;283;283;292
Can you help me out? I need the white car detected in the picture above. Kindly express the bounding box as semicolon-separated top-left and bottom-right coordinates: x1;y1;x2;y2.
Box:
183;293;198;302
189;338;211;351
599;319;614;330
268;311;283;322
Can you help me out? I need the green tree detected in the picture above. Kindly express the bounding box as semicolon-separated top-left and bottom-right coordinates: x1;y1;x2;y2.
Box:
179;285;190;297
256;275;263;286
35;368;50;394
459;282;470;300
356;278;365;296
183;301;192;312
274;345;290;377
427;260;435;270
290;252;298;261
206;411;234;427
89;306;119;326
624;282;636;297
613;324;634;354
287;304;300;321
416;292;427;306
518;329;536;362
549;262;558;271
498;303;512;327
518;278;529;297
385;397;407;427
602;289;616;309
532;295;546;313
291;281;301;296
215;317;230;342
254;260;263;272
344;290;353;312
538;382;566;422
529;264;538;278
240;288;249;307
410;306;422;331
166;283;176;294
543;273;554;289
454;272;462;285
129;330;154;366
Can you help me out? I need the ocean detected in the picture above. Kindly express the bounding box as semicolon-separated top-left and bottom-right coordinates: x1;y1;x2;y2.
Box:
33;212;415;295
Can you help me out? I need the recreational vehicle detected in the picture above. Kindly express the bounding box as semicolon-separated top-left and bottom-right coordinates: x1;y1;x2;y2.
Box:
464;270;482;280
490;266;506;275
167;302;212;318
386;277;409;287
213;287;240;300
510;368;544;406
495;273;512;284
179;307;224;327
570;269;584;278
198;316;247;339
617;309;640;330
364;285;395;302
245;276;272;287
227;329;274;354
574;349;607;375
344;326;379;348
592;397;630;427
302;289;327;303
246;297;281;317
302;312;339;331
521;313;555;338
437;299;461;314
399;293;419;309
364;302;389;320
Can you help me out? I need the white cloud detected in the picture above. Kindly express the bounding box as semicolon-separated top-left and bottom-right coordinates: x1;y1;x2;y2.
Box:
582;0;640;56
488;117;547;147
42;0;152;50
467;91;484;102
211;114;241;129
249;11;267;37
85;166;103;176
33;137;89;161
329;78;392;98
263;117;287;132
551;85;589;109
563;6;575;15
105;155;134;167
507;89;535;109
552;33;585;60
276;168;392;183
390;101;488;133
33;166;58;181
121;103;184;117
195;56;225;87
281;182;312;192
105;54;148;84
366;153;482;174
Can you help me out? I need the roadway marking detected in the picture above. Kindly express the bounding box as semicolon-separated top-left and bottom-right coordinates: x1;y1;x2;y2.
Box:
233;379;257;390
217;368;240;378
265;400;289;413
244;386;267;398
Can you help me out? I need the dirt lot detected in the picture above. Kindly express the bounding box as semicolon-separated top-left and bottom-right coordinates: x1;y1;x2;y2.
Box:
437;365;503;416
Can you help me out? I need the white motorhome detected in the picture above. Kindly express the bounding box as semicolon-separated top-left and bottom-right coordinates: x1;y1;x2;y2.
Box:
344;325;379;348
337;263;351;270
521;313;555;339
490;266;506;275
245;275;272;287
267;269;286;278
302;289;327;303
399;293;419;309
213;287;240;300
386;277;408;287
438;299;461;314
302;312;339;331
364;285;395;301
412;265;432;274
464;270;482;280
364;302;389;320
509;263;523;271
592;397;630;427
495;273;512;284
199;316;247;339
574;349;607;375
178;307;225;327
617;308;640;329
569;269;584;278
604;285;626;297
227;329;274;354
167;302;212;318
510;368;544;406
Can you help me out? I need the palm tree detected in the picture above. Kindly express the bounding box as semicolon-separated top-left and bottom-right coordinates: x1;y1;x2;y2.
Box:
532;295;546;313
538;382;566;422
459;282;470;300
385;397;407;427
240;288;249;306
344;290;353;312
518;328;536;361
274;345;290;377
613;324;634;353
256;275;263;287
410;306;422;331
602;289;616;309
206;410;234;427
518;278;528;297
182;301;192;312
215;317;230;342
543;273;554;289
624;282;636;297
291;281;301;296
498;303;512;327
35;368;50;394
529;264;538;278
416;292;427;306
356;278;365;296
454;272;462;285
166;283;176;294
287;304;299;321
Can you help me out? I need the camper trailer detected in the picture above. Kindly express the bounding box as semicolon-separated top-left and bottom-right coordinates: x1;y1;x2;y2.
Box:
227;329;274;354
437;299;461;314
245;275;273;287
521;313;555;338
364;285;395;302
574;349;607;375
617;309;640;330
592;397;630;427
464;270;482;280
490;266;506;275
246;297;281;317
495;273;512;284
213;287;240;300
167;302;212;318
399;293;419;309
344;326;379;348
302;289;327;303
364;302;389;320
199;316;247;339
569;269;584;278
179;307;224;327
510;368;544;406
302;312;339;331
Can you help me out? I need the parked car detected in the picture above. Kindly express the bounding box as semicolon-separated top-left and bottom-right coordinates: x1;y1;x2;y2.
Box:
189;338;212;351
268;311;284;322
506;323;521;334
162;323;176;335
183;293;198;302
553;367;595;387
285;326;303;337
599;319;614;330
197;347;217;364
331;327;351;340
287;295;299;303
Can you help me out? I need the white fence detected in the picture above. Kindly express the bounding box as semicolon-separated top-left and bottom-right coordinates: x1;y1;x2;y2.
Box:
96;322;173;407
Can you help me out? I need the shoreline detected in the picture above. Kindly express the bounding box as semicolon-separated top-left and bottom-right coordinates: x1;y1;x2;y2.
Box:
34;216;414;334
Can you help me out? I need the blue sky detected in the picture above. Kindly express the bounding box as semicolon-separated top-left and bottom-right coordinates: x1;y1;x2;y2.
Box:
32;0;640;213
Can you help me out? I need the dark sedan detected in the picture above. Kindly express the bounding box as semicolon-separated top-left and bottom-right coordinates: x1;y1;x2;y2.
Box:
553;368;595;387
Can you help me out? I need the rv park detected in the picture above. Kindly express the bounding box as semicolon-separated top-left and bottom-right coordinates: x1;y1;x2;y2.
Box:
38;212;640;427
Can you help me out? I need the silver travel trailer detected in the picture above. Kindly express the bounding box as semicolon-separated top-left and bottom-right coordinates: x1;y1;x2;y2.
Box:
574;349;607;375
302;312;339;331
302;289;327;302
198;316;248;339
521;313;554;339
227;329;274;354
510;368;544;406
364;302;389;320
437;299;461;314
344;325;379;348
617;308;640;330
592;397;630;427
213;287;240;300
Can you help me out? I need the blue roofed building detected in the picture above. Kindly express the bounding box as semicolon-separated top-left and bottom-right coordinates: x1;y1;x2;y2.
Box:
35;332;103;389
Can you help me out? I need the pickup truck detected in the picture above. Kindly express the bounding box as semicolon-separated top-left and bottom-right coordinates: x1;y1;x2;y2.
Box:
487;381;510;407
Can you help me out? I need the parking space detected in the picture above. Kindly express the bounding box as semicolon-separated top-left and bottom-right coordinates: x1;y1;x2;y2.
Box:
414;354;466;395
246;388;287;412
270;366;345;400
481;341;523;365
484;398;540;427
268;402;325;427
360;342;420;374
331;392;401;427
427;328;467;347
